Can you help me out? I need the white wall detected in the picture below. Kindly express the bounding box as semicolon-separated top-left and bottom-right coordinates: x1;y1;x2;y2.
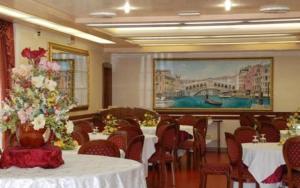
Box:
111;51;300;148
14;23;104;116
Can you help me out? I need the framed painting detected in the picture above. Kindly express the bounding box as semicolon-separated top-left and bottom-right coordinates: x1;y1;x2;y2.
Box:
53;59;74;98
153;58;273;112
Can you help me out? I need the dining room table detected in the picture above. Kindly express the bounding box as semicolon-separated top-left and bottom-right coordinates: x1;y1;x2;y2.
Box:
0;150;146;188
233;142;285;188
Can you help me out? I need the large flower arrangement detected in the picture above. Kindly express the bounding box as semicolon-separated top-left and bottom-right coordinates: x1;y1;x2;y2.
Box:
0;48;76;148
140;113;158;127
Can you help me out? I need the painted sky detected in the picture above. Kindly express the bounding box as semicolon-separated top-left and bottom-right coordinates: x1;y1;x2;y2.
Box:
155;59;272;80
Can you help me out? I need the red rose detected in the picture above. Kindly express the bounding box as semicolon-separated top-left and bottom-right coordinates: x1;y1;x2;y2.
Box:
21;48;31;58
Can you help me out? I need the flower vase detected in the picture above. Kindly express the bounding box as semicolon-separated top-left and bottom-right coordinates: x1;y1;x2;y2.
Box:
16;123;50;148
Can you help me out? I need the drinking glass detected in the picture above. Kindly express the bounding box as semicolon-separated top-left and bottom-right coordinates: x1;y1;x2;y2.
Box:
252;135;259;143
260;134;266;143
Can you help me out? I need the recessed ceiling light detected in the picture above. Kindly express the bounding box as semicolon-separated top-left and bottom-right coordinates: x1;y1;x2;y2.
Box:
118;1;136;14
224;0;233;11
89;11;116;18
87;22;181;27
177;11;200;16
185;20;243;25
260;5;290;13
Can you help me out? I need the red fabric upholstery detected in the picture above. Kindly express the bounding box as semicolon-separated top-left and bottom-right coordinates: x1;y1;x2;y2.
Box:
118;126;143;143
78;140;120;157
257;122;280;142
107;131;128;151
234;127;257;143
74;120;94;134
71;131;89;145
273;118;288;131
283;136;300;188
195;118;208;137
123;118;140;127
125;135;144;162
0;146;64;169
239;114;256;127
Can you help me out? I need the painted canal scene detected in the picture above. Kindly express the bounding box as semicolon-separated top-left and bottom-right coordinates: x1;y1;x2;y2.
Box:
154;58;273;111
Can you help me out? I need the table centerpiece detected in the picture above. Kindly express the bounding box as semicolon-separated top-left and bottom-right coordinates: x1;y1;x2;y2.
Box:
140;113;158;127
102;114;119;135
0;47;76;149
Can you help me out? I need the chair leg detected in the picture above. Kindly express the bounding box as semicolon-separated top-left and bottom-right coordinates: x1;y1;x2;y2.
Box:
255;182;260;188
226;174;230;188
199;171;206;188
238;180;243;188
171;162;176;186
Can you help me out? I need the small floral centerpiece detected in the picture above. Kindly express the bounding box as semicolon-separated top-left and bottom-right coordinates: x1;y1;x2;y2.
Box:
140;113;158;127
0;47;76;149
287;108;300;133
102;114;119;135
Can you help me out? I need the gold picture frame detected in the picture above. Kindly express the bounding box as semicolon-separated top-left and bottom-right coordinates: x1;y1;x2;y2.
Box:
49;42;89;111
153;58;273;112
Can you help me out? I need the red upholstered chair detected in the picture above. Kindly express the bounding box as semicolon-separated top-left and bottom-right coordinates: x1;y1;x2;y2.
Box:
78;140;120;157
125;135;145;162
255;115;273;129
149;124;178;187
197;128;230;188
283;136;300;188
159;114;176;122
240;114;256;128
123;118;140;127
74;120;94;134
107;131;128;151
195;118;208;137
225;132;259;188
71;131;89;145
257;122;280;142
118;125;143;143
273;117;288;131
234;127;257;143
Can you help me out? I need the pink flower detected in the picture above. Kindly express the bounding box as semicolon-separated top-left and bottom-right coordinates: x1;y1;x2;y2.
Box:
39;60;60;72
17;110;28;124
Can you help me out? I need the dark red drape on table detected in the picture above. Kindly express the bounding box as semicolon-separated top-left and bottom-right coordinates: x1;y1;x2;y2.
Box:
0;19;15;149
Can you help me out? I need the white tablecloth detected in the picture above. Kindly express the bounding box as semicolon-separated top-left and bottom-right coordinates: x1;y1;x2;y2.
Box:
240;143;285;188
88;133;158;176
0;152;146;188
141;125;194;136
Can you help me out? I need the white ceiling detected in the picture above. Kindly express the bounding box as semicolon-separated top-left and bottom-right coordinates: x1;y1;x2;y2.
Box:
1;0;300;47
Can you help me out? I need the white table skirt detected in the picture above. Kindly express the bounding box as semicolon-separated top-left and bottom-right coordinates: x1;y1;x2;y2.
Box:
0;152;146;188
239;142;285;188
88;133;158;176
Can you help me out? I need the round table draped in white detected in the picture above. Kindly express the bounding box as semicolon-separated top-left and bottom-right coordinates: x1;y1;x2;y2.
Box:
233;142;285;188
0;152;146;188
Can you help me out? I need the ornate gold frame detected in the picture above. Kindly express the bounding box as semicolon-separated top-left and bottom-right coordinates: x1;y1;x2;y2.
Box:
49;42;90;111
153;57;274;112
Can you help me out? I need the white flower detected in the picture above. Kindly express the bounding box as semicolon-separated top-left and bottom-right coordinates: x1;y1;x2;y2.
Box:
65;120;74;134
45;78;57;91
31;75;44;88
12;64;33;77
32;114;46;130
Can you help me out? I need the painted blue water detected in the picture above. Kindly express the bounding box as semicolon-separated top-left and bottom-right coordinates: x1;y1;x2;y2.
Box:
172;96;270;108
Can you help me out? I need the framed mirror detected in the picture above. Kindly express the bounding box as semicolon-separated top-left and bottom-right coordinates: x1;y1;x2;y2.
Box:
49;42;89;111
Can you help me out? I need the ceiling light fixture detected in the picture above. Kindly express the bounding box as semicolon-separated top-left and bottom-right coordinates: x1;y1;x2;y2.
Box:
224;0;233;11
129;33;292;40
118;1;135;14
185;20;243;25
87;22;181;27
0;5;114;44
177;11;200;16
260;5;290;13
249;18;300;23
89;11;116;17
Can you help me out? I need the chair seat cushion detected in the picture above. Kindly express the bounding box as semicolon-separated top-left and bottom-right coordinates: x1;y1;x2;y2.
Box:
178;130;193;142
231;166;257;183
148;151;173;164
202;163;230;175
